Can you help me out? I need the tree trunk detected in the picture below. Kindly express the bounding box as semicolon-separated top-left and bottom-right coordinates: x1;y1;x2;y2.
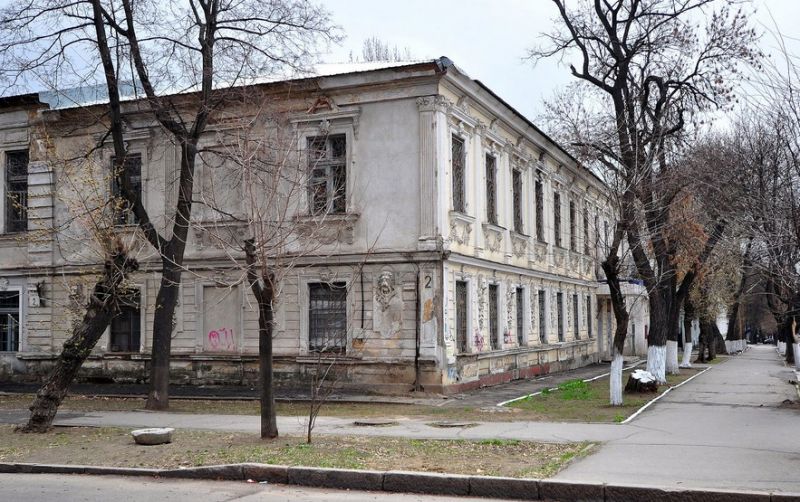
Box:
146;261;181;410
19;251;137;432
646;284;671;384
601;250;629;406
257;282;278;439
680;299;695;368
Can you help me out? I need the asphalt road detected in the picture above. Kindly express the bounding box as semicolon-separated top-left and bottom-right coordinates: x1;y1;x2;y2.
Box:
0;473;509;502
556;345;800;493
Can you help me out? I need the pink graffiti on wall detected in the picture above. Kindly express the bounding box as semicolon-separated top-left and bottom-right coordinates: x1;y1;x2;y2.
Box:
207;327;235;351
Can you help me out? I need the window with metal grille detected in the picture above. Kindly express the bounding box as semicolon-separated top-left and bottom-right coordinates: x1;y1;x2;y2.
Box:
583;208;590;255
573;294;579;339
451;135;466;213
512;169;523;233
110;153;142;225
456;280;468;353
538;290;546;343
594;214;599;257
485;154;496;224
110;289;141;352
557;292;564;342
489;284;498;350
535;180;544;241
587;295;593;338
308;135;346;215
569;201;577;252
604;220;610;253
309;282;347;353
553;192;562;247
0;291;20;352
5;151;28;233
516;287;524;346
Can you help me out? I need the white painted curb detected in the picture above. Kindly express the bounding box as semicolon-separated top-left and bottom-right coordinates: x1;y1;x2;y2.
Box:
621;367;711;424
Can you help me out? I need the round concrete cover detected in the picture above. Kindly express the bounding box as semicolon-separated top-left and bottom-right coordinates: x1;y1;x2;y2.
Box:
131;427;175;445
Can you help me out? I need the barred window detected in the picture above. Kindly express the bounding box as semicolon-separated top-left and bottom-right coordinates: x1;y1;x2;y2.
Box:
308;135;346;215
5;150;28;233
538;290;547;344
516;287;524;346
569;200;577;252
0;291;20;352
553;192;562;247
512;169;523;233
110;289;141;352
485;154;497;224
110;153;142;225
535;180;544;241
452;135;466;213
583;208;590;255
573;294;579;339
309;282;347;353
557;292;564;342
456;280;468;353
587;295;593;338
489;284;499;350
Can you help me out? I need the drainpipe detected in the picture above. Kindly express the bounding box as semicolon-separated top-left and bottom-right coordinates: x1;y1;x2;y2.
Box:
413;271;421;392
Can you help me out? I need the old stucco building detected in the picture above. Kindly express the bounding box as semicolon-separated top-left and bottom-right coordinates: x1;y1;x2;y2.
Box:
0;58;648;394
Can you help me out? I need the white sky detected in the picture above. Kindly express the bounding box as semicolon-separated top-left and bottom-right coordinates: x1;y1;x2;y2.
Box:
319;0;800;121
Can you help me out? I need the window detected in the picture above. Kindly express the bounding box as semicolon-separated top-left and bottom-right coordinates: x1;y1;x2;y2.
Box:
569;200;577;252
488;284;499;350
0;291;20;352
587;295;593;338
512;169;523;233
110;153;142;225
308;135;346;214
594;214;599;256
556;292;564;342
110;289;141;352
573;294;579;339
452;135;466;212
309;282;347;353
538;290;546;344
485;154;497;224
516;287;524;346
604;220;610;253
456;281;468;353
553;192;562;247
5;150;28;233
535;180;544;241
583;209;590;255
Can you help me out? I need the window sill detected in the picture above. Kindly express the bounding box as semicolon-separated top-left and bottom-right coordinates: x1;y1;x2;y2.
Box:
0;233;26;248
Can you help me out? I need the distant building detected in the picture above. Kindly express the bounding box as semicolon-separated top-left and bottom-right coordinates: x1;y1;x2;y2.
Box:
0;58;648;394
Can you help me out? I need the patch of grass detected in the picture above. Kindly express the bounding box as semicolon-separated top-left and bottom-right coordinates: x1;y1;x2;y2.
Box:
508;368;702;423
0;425;590;479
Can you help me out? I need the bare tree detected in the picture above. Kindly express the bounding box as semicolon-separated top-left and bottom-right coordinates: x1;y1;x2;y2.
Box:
530;0;760;382
0;0;338;410
353;36;413;63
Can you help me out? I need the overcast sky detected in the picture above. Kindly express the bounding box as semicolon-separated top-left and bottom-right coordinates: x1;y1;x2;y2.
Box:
319;0;800;121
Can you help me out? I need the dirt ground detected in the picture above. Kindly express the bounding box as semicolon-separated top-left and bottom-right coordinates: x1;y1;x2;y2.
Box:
0;425;591;479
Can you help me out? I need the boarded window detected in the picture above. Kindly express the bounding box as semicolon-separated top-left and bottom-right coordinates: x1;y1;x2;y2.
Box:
489;284;499;350
309;282;347;353
308;135;346;214
455;280;468;353
5;150;28;233
512;169;523;233
0;291;20;351
557;292;564;342
516;287;524;346
538;290;546;344
110;289;141;352
535;180;544;241
569;200;577;252
452;135;466;213
573;294;579;339
553;192;562;247
110;153;142;225
203;286;240;352
485;154;496;224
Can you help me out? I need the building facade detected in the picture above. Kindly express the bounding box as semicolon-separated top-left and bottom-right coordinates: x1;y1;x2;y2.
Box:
0;58;648;394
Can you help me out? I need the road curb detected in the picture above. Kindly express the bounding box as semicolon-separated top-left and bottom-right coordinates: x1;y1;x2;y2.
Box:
1;462;798;500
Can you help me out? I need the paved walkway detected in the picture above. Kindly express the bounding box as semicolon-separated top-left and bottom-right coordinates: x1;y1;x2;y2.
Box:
556;345;800;492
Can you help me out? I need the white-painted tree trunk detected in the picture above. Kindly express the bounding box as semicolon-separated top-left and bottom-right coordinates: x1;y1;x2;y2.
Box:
680;342;693;368
610;352;624;406
794;344;800;371
646;345;667;384
666;340;679;375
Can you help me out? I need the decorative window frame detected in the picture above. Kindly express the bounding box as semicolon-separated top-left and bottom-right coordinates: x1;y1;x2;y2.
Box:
0;144;30;235
454;273;474;354
297;270;355;357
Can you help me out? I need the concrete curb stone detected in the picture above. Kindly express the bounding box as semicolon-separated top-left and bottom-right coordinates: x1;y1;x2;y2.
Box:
287;466;384;491
605;484;771;502
468;475;538;500
538;479;605;501
383;470;471;496
83;466;162;477
241;463;288;484
160;464;244;480
771;493;800;502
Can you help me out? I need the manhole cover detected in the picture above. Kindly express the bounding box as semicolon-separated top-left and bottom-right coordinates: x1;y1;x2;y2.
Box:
427;421;478;428
352;420;398;427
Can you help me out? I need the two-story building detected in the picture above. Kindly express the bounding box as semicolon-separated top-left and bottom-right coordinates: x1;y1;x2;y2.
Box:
0;58;648;394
